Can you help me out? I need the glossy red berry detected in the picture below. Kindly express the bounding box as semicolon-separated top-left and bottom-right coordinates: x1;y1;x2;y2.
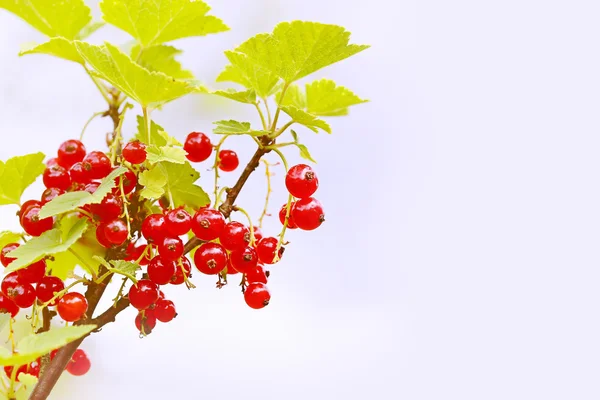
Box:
225;258;239;275
292;197;325;230
4;364;28;381
0;292;18;317
69;162;91;184
6;282;36;308
1;272;20;295
219;221;250;251
158;237;183;262
154;299;177;322
285;164;319;199
27;359;41;378
244;282;271;309
164;208;192;236
66;349;91;376
135;310;157;334
191;208;225;240
128;279;159;310
57;292;88;322
36;276;65;306
19;200;42;218
170;258;191;285
43;165;71;190
84;182;100;194
245;264;268;284
20;206;54;237
279;203;298;229
256;237;283;265
141;214;166;243
125;244;151;265
57;139;86;169
217;150;239;172
90;193;123;221
147;256;177;285
122;141;147;164
41;187;65;205
252;226;263;243
193;242;228;275
95;224;112;248
83;151;111;180
103;219;128;245
46;158;59;167
184;132;212;162
18;259;46;284
230;246;258;274
118;169;137;194
1;243;19;267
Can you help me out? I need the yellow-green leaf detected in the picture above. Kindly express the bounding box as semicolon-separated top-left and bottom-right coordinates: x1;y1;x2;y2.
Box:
138;166;167;200
146;145;187;164
306;78;367;116
280;106;331;134
0;152;45;206
76;21;105;39
217;54;280;98
277;84;306;109
15;373;38;400
213;120;267;136
212;89;257;104
132;44;193;80
135;115;167;146
0;231;22;251
19;37;84;64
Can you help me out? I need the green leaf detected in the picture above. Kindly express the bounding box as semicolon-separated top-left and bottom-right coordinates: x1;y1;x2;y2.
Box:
212;89;257;104
5;219;88;273
19;37;84;64
138;166;168;200
76;21;105;40
93;257;139;282
280;106;331;134
39;167;127;218
157;130;182;146
135;115;167;146
0;231;22;250
218;53;280;98
296;144;317;163
0;325;96;366
15;373;38;400
163;162;210;209
227;21;369;83
213;120;267;136
0;0;91;39
277;84;306;109
99;0;229;47
132;44;193;80
75;41;195;107
146;145;187;164
0;152;45;206
306;78;367;116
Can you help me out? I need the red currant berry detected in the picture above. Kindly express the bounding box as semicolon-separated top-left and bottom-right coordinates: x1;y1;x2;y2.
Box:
90;193;123;221
154;299;176;322
17;259;46;284
1;243;19;267
191;208;225;241
141;214;166;243
1;272;20;295
95;223;112;248
135;310;157;334
43;165;71;190
41;187;65;205
184;132;212;162
27;359;41;378
147;256;177;285
19;200;42;218
256;237;283;265
0;292;18;317
103;219;128;245
279;203;298;229
69;162;92;184
225;258;239;275
285;164;319;199
20;206;54;237
128;279;159;310
83;151;111;180
57;292;88;322
118;169;137;194
57;139;86;169
125;244;151;265
164;208;192;236
122;141;147;164
217;150;239;172
252;226;263;243
46;158;59;168
244;282;271;309
6;282;36;308
193;242;228;275
66;348;91;376
230;246;258;274
84;182;100;194
245;264;268;284
36;276;65;306
292;197;325;230
4;364;27;381
170;258;191;285
219;221;250;251
158;237;184;262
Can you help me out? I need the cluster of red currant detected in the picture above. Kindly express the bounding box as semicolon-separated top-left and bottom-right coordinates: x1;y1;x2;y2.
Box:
3;348;90;381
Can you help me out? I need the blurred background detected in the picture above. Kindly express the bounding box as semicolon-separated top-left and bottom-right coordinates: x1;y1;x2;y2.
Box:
1;0;600;399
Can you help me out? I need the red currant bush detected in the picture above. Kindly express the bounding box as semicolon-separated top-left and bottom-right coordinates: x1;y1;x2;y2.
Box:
219;221;250;251
154;299;177;322
164;208;192;236
122;141;147;164
191;208;225;240
129;279;159;310
36;276;65;305
66;349;91;376
20;206;54;237
217;150;239;172
193;242;228;275
285;164;319;199
57;292;88;322
148;256;177;285
292;197;325;230
57;139;86;169
244;283;271;309
256;237;284;265
184;132;212;162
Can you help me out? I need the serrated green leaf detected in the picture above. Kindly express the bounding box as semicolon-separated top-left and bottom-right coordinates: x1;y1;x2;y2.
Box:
93;257;139;282
0;325;96;366
99;0;228;47
228;21;369;84
5;219;88;273
306;78;367;116
39;167;127;218
0;231;22;251
213;120;267;136
157;130;182;146
15;373;38;400
76;21;105;39
218;53;280;98
146;145;187;164
135;115;166;146
138;167;167;200
0;152;45;206
277;84;306;109
162;162;210;209
75;41;195;107
296;144;317;163
212;89;257;104
0;0;91;39
280;106;331;134
19;37;84;64
132;44;193;80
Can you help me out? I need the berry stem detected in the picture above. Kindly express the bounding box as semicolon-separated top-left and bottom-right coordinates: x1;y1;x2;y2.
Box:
109;103;132;164
232;206;256;246
269;147;289;172
270;120;295;139
84;65;111;104
79;111;105;141
213;135;231;208
273;193;293;264
142;106;152;145
270;82;291;132
254;102;268;131
263;97;273;127
258;159;275;229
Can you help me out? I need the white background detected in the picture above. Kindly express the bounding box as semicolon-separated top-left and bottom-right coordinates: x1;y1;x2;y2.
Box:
1;0;600;399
